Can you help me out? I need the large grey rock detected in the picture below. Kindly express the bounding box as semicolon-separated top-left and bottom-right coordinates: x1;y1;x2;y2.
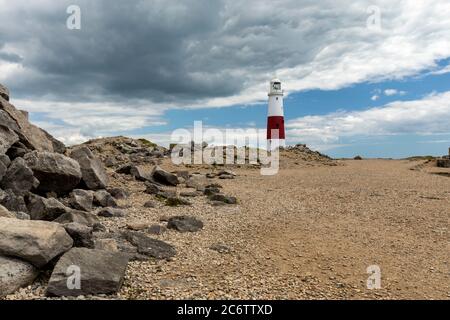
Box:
93;190;117;208
0;125;19;155
0;256;39;297
69;189;93;212
0;189;27;213
46;248;129;297
23;151;82;195
0;84;9;101
0;217;73;267
0;96;65;153
208;193;238;204
167;216;204;233
123;231;176;259
130;165;153;181
97;207;126;218
26;194;69;221
63;223;94;248
54;210;100;227
70;147;109;190
151;166;179;186
0;157;39;195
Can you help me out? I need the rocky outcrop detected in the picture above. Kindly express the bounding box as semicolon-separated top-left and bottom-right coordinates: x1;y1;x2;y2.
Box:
0;256;39;297
0;217;73;267
0;94;65;154
70;147;109;190
46;248;129;297
24;151;82;195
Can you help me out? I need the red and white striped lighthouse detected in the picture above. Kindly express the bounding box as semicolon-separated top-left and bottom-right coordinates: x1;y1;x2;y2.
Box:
267;78;285;148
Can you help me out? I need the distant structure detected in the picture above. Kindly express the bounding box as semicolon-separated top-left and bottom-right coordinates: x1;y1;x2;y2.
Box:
267;78;285;149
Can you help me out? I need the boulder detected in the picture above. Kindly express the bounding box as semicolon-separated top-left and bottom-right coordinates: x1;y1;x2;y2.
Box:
46;248;129;297
144;182;161;195
0;125;20;155
180;191;201;197
70;147;109;190
122;231;176;259
23;151;82;195
0;154;11;167
97;207;126;218
204;186;221;196
130;165;152;181
107;187;129;200
0;189;28;213
151;166;179;186
0;217;73;267
208;193;238;204
26;194;69;221
63;223;94;248
93;190;117;208
165;197;191;207
69;189;94;212
0;96;65;153
54;210;100;227
0;256;39;297
167;216;204;233
0;84;9;101
0;157;39;195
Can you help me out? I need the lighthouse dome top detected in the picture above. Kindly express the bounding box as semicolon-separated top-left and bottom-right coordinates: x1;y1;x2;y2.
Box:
269;78;283;96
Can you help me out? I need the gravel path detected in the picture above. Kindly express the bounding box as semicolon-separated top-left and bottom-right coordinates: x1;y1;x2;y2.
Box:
120;159;449;300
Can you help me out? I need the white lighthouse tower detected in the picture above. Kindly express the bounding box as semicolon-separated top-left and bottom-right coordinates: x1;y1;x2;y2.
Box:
267;78;285;149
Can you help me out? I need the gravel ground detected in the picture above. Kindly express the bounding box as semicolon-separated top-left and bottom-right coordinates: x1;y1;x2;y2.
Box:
4;158;449;300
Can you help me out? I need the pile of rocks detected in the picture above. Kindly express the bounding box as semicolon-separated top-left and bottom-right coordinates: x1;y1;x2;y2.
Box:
0;85;173;298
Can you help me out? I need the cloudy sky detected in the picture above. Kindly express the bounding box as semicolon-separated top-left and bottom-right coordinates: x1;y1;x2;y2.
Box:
1;0;450;158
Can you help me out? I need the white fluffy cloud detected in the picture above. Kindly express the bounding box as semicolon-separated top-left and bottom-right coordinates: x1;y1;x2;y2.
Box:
286;91;450;148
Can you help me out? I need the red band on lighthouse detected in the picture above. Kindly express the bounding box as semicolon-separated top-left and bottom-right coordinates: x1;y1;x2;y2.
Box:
267;116;285;139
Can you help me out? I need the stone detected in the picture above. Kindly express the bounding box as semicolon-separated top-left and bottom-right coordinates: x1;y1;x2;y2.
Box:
209;244;232;254
115;164;133;174
155;189;177;200
63;222;94;248
0;124;19;155
0;256;39;297
70;147;109;190
130;165;152;181
23;151;82;195
54;210;100;227
97;207;126;218
0;204;13;218
94;239;119;252
126;222;150;231
219;174;235;180
15;212;30;220
26;194;69;221
6;141;29;160
0;189;27;213
0;84;9;101
0;154;11;167
0;97;65;153
151;166;179;186
69;189;94;212
167;216;204;233
144;182;161;195
143;200;156;208
123;231;176;259
0;157;39;195
175;170;190;180
0;217;73;267
208;193;237;204
204;187;221;196
46;248;129;297
146;224;167;235
217;170;237;177
165;197;191;207
107;187;129;200
93;190;117;208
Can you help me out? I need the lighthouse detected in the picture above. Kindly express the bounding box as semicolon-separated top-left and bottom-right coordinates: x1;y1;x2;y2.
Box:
267;78;285;149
